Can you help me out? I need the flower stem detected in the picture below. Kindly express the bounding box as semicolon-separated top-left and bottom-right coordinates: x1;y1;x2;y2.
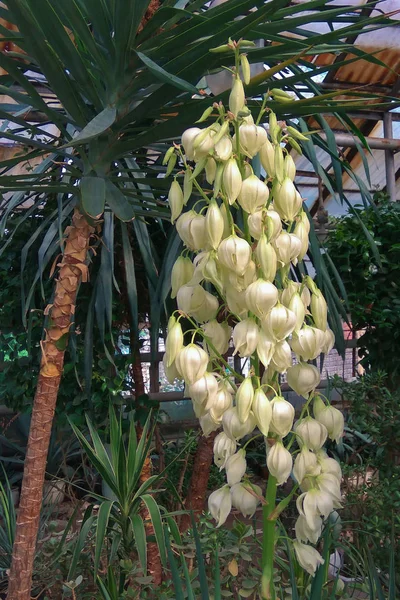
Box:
261;475;277;600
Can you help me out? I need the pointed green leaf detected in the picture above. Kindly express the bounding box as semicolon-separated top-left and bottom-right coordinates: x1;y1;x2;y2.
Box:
81;176;106;218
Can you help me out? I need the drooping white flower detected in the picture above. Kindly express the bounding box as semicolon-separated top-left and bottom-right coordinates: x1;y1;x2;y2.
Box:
269;396;295;438
213;432;237;470
252;388;272;437
232;319;259;358
295;515;323;545
290;326;324;362
293;541;324;575
165;317;184;367
171;256;195;299
296;489;334;529
236;376;255;424
231;482;262;517
271;340;292;373
295;417;328;451
175;343;209;385
266;441;293;485
321;327;335;355
310;290;328;332
202;320;231;357
237;174;269;214
199;411;219;436
222;407;256;441
182;127;201;160
286;362;321;398
313;396;344;444
225;449;247;486
293;448;319;485
189;372;219;409
208;485;232;527
262;303;296;341
256;330;275;368
217;234;251;275
245;279;279;319
209;381;233;423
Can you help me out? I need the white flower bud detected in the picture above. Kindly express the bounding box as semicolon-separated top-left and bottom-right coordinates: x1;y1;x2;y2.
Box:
288;293;306;334
223;158;242;205
274;177;302;222
237;174;269;214
293;448;319;484
266;441;293;484
281;280;300;307
236;124;268;158
171;256;194;299
245;279;278;319
218;234;251;275
231;482;262;517
205;199;224;249
271;340;292;373
202;320;231;357
295;515;322;545
229;77;245;116
321;328;335;355
214;432;237;470
205;157;217;184
316;450;342;481
252;388;272;436
225;449;247;485
286;362;320;398
313;397;344;444
162;352;181;384
165;317;184;367
293;220;309;261
177;284;219;322
210;381;233;423
168;180;184;223
270;396;295;437
257;330;275;368
214;135;233;161
256;235;277;281
182;127;201;160
290;326;324;361
311;291;328;332
199;411;219;436
175;343;209;385
296;489;334;528
225;285;248;318
262;303;296;341
222;407;256;441
208;485;232;527
295;417;327;451
274;145;284;183
259;139;275;177
284;154;296;181
232;319;259;358
236;376;255;423
189;372;219;408
293;541;324;576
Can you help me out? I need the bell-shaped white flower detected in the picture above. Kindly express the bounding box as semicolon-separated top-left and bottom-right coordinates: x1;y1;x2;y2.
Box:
286;362;320;398
229;76;245;116
222;407;256;441
310;290;328;332
165;317;184;368
205;199;224;249
176;211;206;251
274;177;302;222
218;234;251;276
214;135;233;161
182;127;201;160
223;158;242;205
288;292;306;334
321;327;335;355
295;515;323;545
236;376;255;424
316;450;342;481
290;326;324;362
293;448;319;485
199;411;219;436
232;319;259;358
177;284;219;323
205;156;217;185
171;256;194;299
259;139;275;177
236;123;268;158
270;396;295;438
297;489;334;529
256;235;277;282
225;449;247;486
266;441;293;484
193;128;215;161
210;381;233;423
245;279;279;318
293;220;309;261
316;473;342;507
313;397;344;444
252;388;272;436
274;231;302;266
257;330;275;368
188;372;219;409
208;485;232;527
231;482;262;517
284;154;296;181
175;343;209;385
262;303;296;341
271;340;292;373
225;285;248;319
202;320;231;357
229;259;257;293
237;174;269;214
214;432;237;470
162;353;181;384
293;541;324;575
295;417;328;451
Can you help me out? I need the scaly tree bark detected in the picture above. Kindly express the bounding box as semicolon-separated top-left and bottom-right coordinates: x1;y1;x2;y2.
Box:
180;431;217;532
7;210;94;600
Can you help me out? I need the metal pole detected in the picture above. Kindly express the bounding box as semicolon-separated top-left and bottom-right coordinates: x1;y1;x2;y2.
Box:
383;113;397;201
319;132;400;151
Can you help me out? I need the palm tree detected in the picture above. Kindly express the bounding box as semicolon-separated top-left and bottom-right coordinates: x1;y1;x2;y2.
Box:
0;0;395;597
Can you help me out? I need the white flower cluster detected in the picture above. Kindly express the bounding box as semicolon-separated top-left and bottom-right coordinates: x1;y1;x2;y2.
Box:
163;68;344;575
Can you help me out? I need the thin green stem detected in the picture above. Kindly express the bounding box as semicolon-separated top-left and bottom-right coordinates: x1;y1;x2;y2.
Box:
262;475;278;600
193;178;211;203
256;94;269;126
242;433;263;450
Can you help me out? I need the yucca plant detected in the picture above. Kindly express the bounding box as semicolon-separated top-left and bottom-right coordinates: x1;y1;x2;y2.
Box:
0;1;396;598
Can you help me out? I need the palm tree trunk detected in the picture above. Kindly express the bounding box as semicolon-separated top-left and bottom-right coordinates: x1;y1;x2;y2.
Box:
7;209;94;600
180;431;217;532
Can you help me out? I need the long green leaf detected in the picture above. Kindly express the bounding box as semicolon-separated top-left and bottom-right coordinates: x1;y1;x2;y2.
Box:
131;514;147;574
140;494;167;567
94;501;114;576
